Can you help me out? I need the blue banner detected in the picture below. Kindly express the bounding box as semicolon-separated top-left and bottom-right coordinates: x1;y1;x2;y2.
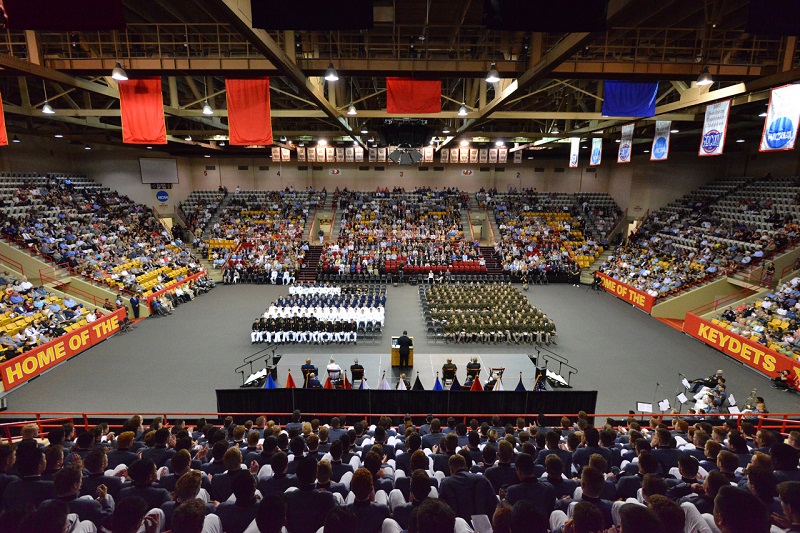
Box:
602;81;658;117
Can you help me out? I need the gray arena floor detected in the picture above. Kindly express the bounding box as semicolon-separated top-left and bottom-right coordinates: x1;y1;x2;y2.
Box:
4;282;799;417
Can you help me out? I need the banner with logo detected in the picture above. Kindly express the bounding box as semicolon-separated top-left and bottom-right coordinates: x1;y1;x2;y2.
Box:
699;100;730;156
683;313;795;380
479;148;488;163
489;148;498;163
297;147;306;162
334;148;344;162
617;124;634;163
469;148;478;163
760;84;800;152
271;146;281;160
345;147;354;162
513;151;522;163
498;147;508;163
440;148;449;163
569;138;580;168
650;120;671;161
0;308;125;391
590;135;602;166
307;148;316;162
450;148;459;162
326;147;335;161
596;271;654;313
377;148;387;162
459;148;469;164
422;146;434;163
281;148;291;162
355;147;364;162
368;148;377;162
316;146;325;161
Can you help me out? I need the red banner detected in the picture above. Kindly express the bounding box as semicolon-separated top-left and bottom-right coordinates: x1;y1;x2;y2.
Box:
386;78;441;114
0;308;125;391
596;271;655;313
683;312;797;380
119;78;167;144
226;78;273;146
0;93;8;147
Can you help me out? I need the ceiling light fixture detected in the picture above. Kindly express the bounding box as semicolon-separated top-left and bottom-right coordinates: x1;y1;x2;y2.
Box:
146;146;153;149
280;135;287;142
670;129;679;133
696;67;714;86
84;145;91;150
42;102;55;114
11;135;20;143
551;124;560;134
459;139;469;147
54;133;63;138
219;141;225;147
204;154;211;157
202;100;213;115
643;149;650;153
185;135;192;141
111;61;128;81
360;126;368;134
736;139;745;143
458;102;468;116
442;126;451;134
486;63;500;83
495;140;504;147
324;62;339;82
347;104;357;116
318;139;327;146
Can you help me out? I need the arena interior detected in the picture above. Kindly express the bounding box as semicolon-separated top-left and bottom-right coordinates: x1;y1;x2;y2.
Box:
0;1;797;532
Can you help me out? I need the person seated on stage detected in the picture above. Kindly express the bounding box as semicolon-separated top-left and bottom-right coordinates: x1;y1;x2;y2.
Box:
466;357;481;379
442;358;457;378
689;369;723;393
306;373;322;389
485;372;501;391
327;358;342;383
301;359;317;380
396;373;411;390
350;359;364;383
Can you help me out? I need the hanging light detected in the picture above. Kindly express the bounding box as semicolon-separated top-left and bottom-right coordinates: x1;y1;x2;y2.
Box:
318;139;327;146
218;141;225;147
696;67;713;87
54;133;63;138
458;102;468;116
442;125;451;134
11;135;20;143
111;61;128;81
486;63;500;83
459;139;469;147
324;62;339;82
360;125;368;134
495;140;504;147
185;135;192;141
202;100;213;115
84;144;91;150
347;104;357;116
551;123;560;134
42;102;55;114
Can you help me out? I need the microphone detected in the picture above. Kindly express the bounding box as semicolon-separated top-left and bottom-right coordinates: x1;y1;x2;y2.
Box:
656;382;661;387
678;372;685;377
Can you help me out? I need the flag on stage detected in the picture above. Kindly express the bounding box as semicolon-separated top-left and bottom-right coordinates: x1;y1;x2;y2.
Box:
285;371;296;389
263;374;276;389
449;376;461;391
413;374;425;390
433;376;443;391
359;378;370;390
323;377;333;389
379;375;391;390
470;378;483;391
515;374;526;392
397;378;407;391
533;372;547;392
344;376;352;390
494;378;504;391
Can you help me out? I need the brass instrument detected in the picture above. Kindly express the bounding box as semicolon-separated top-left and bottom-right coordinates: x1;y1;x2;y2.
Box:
743;388;758;411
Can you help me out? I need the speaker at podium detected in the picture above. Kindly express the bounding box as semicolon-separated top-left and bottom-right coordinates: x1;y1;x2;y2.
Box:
391;334;414;367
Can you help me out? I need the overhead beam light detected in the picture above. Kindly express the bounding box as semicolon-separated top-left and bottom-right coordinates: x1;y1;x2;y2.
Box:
442;126;451;134
318;139;327;146
495;140;504;147
111;61;128;81
202;100;213;115
324;62;339;82
360;126;368;134
11;135;19;143
42;102;55;114
459;139;469;147
670;129;679;133
54;133;63;138
185;135;192;141
84;144;91;150
347;105;357;116
486;63;500;83
458;102;468;116
696;67;713;87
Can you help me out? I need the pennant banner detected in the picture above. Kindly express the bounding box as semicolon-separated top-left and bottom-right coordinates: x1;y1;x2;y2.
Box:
369;148;377;162
119;78;167;144
297;147;306;162
479;149;488;163
281;148;291;162
226;78;273;146
440;149;449;163
469;148;478;163
569;137;580;168
651;120;671;161
760;84;800;152
386;78;442;114
326;147;335;161
590;134;602;166
498;147;508;163
699;100;730;157
513;151;522;163
0;94;8;147
422;146;434;163
271;147;281;160
335;147;344;162
307;148;316;162
617;124;634;163
345;147;354;162
355;147;364;162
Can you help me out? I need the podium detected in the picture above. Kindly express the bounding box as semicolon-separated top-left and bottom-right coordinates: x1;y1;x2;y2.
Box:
391;336;414;367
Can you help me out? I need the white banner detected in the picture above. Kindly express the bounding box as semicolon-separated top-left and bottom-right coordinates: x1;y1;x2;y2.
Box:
271;147;281;160
479;148;488;163
450;148;459;162
422;146;434;163
618;124;634;163
513;151;522;164
281;148;291;162
590;134;602;166
488;148;498;163
297;147;306;162
316;146;326;161
377;148;387;162
469;148;478;163
345;147;354;162
498;147;508;163
651;120;671;161
307;148;316;162
368;148;377;162
354;147;364;162
569;138;580;168
699;100;731;156
459;148;469;164
760;84;800;152
440;148;449;163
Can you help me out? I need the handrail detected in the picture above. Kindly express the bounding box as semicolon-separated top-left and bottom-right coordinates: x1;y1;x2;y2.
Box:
40;267;109;309
484;209;496;243
307;205;319;242
534;346;578;386
608;207;628;239
235;344;279;385
144;270;206;306
780;261;800;281
0;252;24;276
688;285;758;315
0;411;798;438
0;416;74;444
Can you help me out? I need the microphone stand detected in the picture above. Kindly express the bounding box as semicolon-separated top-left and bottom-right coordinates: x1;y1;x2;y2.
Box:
675;373;686;414
653;382;661;417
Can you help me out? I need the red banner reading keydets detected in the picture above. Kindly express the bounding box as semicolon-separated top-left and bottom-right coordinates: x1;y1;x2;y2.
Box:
0;308;125;391
595;271;655;313
683;312;799;380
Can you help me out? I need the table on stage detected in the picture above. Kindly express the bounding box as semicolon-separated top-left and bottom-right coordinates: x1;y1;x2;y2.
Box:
391;336;414;367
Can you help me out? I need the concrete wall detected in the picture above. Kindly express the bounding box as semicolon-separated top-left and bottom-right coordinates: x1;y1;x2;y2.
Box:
651;278;750;319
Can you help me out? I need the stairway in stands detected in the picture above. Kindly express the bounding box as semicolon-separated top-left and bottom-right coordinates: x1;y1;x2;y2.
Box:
479;246;504;276
580;246;615;285
298;245;322;281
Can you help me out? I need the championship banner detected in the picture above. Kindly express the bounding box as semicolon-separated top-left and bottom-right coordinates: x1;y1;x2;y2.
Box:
422;146;434;163
450;148;459;162
617;124;634;163
650;120;671;161
513;151;522;163
326;147;335;161
368;148;377;162
469;148;478;164
0;308;125;391
281;148;291;162
489;148;498;163
479;149;488;163
683;313;795;380
377;148;387;162
271;147;281;160
498;147;508;163
596;271;655;313
440;148;449;163
590;135;602;166
569;137;580;168
307;148;316;162
345;147;354;162
459;148;469;164
760;84;800;152
297;147;306;162
335;148;345;162
699;100;730;156
316;146;325;161
354;147;364;162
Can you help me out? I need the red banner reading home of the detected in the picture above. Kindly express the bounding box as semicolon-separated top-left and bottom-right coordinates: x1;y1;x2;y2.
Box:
0;308;125;391
595;271;655;313
683;312;799;380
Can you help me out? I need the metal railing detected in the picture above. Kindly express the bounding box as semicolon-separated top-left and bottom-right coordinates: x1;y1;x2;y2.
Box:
688;285;758;316
0;252;24;276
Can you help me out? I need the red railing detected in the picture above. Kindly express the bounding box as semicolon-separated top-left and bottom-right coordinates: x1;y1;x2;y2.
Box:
0;252;24;276
39;265;112;309
0;410;796;443
143;270;206;308
688;285;758;316
780;261;800;281
607;207;628;239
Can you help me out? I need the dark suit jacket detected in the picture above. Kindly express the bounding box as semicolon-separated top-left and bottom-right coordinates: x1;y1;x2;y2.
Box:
543;477;577;499
394;474;438;502
216;500;260;533
284;485;337;533
0;473;18;508
505;478;556;516
44;494;113;527
257;473;299;496
330;461;354;483
119;485;170;510
484;463;519;494
81;473;125;501
397;335;412;356
535;448;573;476
3;476;55;510
652;447;684;471
141;445;175;468
572;446;612;473
438;471;498;520
616;473;644;501
106;449;139;470
348;500;391;533
421;432;445;450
